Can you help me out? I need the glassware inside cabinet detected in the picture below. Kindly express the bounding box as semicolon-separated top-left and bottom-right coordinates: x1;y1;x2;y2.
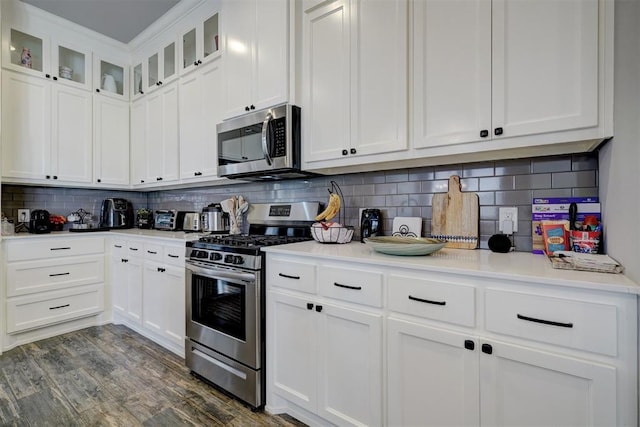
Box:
133;63;143;95
203;14;219;58
148;52;158;87
164;42;176;80
100;60;123;95
10;29;43;71
183;28;196;69
58;46;85;84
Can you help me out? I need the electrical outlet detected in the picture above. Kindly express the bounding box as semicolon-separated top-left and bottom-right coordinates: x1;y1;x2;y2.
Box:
498;207;518;233
17;209;30;223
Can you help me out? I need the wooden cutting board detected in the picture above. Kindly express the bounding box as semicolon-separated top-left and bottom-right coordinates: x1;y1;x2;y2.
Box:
431;175;479;249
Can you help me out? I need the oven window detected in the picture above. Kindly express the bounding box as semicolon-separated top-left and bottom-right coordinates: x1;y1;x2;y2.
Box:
192;274;246;341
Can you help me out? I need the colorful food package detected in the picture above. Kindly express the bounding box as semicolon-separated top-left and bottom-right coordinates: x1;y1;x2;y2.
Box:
540;220;570;255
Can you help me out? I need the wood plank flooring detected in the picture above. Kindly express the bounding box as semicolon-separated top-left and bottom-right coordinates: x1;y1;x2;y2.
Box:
0;324;306;426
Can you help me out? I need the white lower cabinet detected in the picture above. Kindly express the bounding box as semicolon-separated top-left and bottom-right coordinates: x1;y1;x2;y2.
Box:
266;252;637;427
109;237;185;356
3;237;105;336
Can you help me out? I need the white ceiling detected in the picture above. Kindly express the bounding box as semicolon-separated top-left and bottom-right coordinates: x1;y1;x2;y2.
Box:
20;0;182;44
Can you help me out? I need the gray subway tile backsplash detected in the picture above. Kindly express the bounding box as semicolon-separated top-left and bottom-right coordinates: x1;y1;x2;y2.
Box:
1;153;598;252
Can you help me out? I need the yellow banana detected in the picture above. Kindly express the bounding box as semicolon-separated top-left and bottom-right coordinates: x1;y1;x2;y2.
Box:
315;193;341;221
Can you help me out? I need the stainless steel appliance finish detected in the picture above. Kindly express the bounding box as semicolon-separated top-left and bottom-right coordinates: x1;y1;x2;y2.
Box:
153;210;177;230
185;202;321;409
217;104;312;180
99;198;134;229
183;212;201;231
201;203;229;233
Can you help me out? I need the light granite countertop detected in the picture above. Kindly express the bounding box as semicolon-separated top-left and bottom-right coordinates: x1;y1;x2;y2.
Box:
263;240;640;295
2;228;202;242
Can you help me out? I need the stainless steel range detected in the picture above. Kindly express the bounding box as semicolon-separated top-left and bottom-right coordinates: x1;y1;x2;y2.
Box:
185;201;321;409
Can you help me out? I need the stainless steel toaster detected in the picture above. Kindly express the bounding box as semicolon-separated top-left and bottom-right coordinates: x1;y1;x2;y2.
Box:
183;212;201;231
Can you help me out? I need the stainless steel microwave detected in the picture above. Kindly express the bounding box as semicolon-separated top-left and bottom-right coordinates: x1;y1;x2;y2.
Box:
217;104;312;180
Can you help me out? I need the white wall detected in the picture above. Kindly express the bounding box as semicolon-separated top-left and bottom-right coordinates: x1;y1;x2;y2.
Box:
600;0;640;282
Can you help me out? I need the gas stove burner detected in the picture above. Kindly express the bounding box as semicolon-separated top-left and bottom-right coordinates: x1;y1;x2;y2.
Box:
198;234;311;248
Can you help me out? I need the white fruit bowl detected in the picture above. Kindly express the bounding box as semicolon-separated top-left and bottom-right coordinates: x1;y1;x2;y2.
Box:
310;223;354;244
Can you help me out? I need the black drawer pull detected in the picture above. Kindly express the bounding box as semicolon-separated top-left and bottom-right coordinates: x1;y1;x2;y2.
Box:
482;343;493;354
50;247;71;251
157;267;166;272
517;314;573;328
315;305;323;313
307;303;314;310
334;282;362;290
49;272;70;277
147;250;158;254
464;340;475;351
129;247;139;251
114;245;123;248
408;295;446;306
49;304;70;310
167;254;179;258
279;273;300;280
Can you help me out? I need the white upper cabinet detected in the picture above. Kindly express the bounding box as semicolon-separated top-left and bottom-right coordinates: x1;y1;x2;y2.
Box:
222;0;289;119
93;55;129;100
413;0;605;151
179;10;220;76
94;97;130;187
133;37;179;100
302;0;408;164
179;57;224;180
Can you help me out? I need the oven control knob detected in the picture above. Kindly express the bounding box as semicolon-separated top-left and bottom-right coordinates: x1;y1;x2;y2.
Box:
210;252;222;261
233;256;244;265
195;250;208;259
224;254;234;264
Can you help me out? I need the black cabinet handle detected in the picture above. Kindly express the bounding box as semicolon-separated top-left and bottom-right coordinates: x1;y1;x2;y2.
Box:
46;175;51;179
147;250;157;254
517;314;573;328
279;273;300;280
494;127;503;136
49;272;70;277
156;82;160;86
194;171;202;176
250;104;255;110
194;61;198;66
307;303;314;310
97;179;101;183
334;282;362;290
96;88;100;93
197;60;202;65
342;149;348;156
464;340;475;351
480;129;489;138
408;295;446;306
46;74;51;78
482;343;493;354
350;148;356;155
50;247;71;251
140;91;144;95
53;76;58;81
168;254;179;258
49;304;70;310
245;106;250;111
53;176;58;180
114;245;122;248
315;305;323;312
129;247;139;251
140;180;145;183
157;267;166;272
121;259;128;263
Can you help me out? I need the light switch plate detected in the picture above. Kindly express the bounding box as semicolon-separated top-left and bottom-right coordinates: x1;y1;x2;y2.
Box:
499;207;518;233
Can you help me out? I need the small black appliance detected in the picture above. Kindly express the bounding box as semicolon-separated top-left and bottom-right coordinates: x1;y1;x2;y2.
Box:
29;209;51;234
360;208;382;242
100;198;134;229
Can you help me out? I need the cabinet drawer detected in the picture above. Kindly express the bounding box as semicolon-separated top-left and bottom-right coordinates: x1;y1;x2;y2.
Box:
163;245;185;266
6;284;104;334
7;255;104;297
485;289;618;356
125;241;144;257
268;258;317;294
144;242;163;262
319;266;383;308
7;237;104;261
388;275;475;327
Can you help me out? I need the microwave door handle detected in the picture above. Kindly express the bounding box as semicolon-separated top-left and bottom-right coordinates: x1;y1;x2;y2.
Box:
261;112;273;166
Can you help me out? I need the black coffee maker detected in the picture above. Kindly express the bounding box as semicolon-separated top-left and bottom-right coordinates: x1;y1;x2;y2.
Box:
29;209;51;234
360;209;381;242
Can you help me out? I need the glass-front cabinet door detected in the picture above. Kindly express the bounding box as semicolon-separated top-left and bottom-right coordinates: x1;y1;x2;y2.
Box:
52;41;91;91
94;56;128;99
180;11;220;75
148;52;159;88
132;61;145;99
6;28;47;75
163;41;177;82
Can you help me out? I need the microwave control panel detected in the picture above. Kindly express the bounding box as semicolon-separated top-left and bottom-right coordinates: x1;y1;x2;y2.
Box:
272;118;286;157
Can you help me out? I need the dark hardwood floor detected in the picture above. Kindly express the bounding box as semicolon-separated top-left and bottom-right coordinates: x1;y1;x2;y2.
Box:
0;324;305;426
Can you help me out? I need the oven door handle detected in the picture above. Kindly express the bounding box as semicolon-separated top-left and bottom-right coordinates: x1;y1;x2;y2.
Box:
186;262;256;283
261;112;273;166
